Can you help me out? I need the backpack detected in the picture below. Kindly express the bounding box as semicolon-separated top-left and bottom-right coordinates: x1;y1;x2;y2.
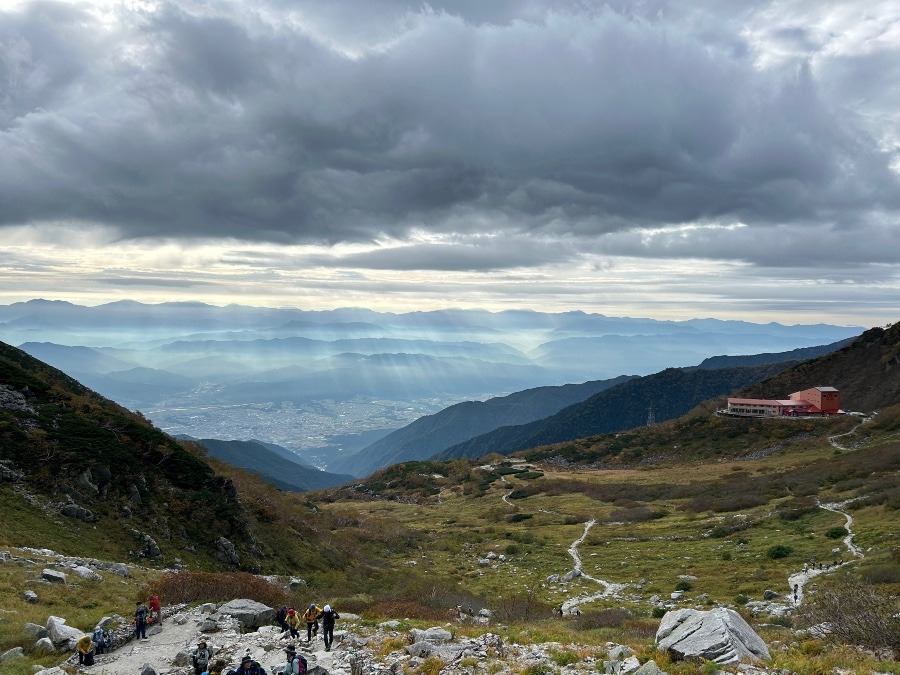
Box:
287;654;307;675
92;628;104;644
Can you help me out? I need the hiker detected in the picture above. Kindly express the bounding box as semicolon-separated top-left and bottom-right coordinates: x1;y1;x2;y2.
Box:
208;659;228;675
149;594;162;624
276;605;289;632
283;644;308;674
92;626;111;655
191;639;215;675
134;600;149;640
237;653;266;674
285;607;302;639
303;603;322;642
321;604;339;651
793;583;799;602
77;634;95;666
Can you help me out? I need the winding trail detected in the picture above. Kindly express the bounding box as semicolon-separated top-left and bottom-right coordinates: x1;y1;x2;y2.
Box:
828;423;862;451
787;498;864;606
559;520;627;615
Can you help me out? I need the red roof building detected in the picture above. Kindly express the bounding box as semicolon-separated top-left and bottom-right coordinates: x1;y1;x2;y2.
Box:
725;387;841;418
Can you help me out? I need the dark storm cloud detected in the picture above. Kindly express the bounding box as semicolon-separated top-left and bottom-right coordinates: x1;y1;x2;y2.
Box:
0;0;898;269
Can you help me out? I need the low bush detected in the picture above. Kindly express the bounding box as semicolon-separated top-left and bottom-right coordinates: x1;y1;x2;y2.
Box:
798;579;900;654
674;581;693;592
651;607;667;618
508;513;532;523
825;527;848;539
147;571;286;607
572;607;632;630
766;544;793;559
863;563;900;585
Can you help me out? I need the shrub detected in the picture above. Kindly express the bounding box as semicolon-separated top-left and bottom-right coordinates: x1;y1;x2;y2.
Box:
549;649;580;666
766;544;792;559
505;544;520;555
798;578;900;653
863;563;900;585
146;571;287;607
825;527;848;539
508;513;532;523
674;581;693;592
573;607;632;630
651;607;667;619
733;594;749;605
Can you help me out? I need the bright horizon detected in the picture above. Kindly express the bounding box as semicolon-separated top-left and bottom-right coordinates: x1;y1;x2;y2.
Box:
1;1;898;328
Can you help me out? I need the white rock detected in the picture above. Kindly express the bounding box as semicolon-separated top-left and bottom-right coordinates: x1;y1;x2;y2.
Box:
46;616;84;645
41;569;66;584
0;647;24;662
656;608;770;664
73;565;102;581
33;637;55;654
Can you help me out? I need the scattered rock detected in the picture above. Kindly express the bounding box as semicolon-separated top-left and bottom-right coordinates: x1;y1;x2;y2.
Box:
0;647;24;662
410;627;452;643
633;660;667;675
140;663;159;675
41;568;66;584
109;562;130;577
34;637;55;654
763;589;779;600
24;622;48;638
214;537;240;566
218;599;275;630
23;590;38;603
46;615;84;646
378;620;400;629
34;668;66;675
656;608;770;664
73;565;102;581
562;569;581;582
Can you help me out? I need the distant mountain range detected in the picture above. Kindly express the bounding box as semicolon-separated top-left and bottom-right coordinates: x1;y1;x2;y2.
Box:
3;299;863;457
339;337;852;475
433;362;796;460
332;375;634;477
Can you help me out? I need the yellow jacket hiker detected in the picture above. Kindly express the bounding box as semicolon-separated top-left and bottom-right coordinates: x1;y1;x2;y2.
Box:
303;604;322;641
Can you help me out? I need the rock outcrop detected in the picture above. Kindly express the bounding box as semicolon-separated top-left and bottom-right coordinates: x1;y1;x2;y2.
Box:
218;599;275;630
656;608;770;664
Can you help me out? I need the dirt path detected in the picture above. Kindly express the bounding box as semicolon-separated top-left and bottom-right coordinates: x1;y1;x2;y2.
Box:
828;423;862;451
786;498;864;606
560;520;627;614
80;610;341;675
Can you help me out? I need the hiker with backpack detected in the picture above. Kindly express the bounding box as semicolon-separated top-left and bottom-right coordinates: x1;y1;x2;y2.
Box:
276;605;288;632
77;634;95;666
134;600;149;640
303;603;322;642
283;644;308;675
92;626;111;655
191;639;215;675
321;604;339;651
285;607;302;639
148;594;162;624
237;653;266;674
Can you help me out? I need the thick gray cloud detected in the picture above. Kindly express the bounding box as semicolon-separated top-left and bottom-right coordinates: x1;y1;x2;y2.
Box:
0;0;898;273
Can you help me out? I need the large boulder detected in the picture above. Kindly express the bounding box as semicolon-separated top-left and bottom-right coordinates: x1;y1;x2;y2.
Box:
41;569;66;584
46;616;84;646
73;565;102;581
34;637;56;654
656;608;770;664
217;599;274;630
410;627;453;643
0;647;24;662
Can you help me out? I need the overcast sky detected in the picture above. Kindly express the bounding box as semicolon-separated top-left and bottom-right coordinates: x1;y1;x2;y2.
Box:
1;0;898;325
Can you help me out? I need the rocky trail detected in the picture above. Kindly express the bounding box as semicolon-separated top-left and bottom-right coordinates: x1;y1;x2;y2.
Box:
79;604;342;675
785;498;865;606
559;520;627;615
